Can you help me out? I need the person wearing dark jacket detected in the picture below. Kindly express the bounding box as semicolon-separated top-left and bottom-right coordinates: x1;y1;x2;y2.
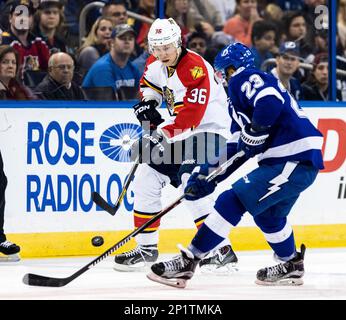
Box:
0;45;35;100
35;52;86;100
302;52;342;101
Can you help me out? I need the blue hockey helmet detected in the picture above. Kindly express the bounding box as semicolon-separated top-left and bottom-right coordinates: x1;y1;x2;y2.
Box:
214;42;255;73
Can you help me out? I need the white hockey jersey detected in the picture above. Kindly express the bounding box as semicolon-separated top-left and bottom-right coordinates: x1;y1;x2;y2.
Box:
140;48;232;143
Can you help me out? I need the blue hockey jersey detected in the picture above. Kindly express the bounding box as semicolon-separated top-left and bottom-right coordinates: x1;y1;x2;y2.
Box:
227;67;324;169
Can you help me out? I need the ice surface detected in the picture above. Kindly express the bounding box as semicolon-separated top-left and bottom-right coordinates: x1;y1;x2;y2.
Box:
1;248;346;300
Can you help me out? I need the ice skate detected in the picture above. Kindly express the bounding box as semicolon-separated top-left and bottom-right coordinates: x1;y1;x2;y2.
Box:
255;244;306;286
0;240;20;262
113;244;158;272
147;245;200;288
199;245;238;274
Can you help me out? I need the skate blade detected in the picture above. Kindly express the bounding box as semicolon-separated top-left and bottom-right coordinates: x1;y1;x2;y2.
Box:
200;263;239;275
255;278;304;286
146;272;187;289
0;254;20;262
113;261;154;273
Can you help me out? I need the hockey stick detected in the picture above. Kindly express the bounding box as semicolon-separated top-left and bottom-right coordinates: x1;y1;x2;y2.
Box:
92;155;140;216
22;151;245;287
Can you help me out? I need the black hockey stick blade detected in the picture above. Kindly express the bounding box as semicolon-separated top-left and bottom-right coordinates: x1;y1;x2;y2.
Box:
92;191;116;215
23;273;72;287
92;157;140;216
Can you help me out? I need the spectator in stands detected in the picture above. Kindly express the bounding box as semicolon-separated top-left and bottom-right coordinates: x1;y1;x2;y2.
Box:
102;0;128;26
250;20;277;69
191;0;224;31
77;17;114;77
302;0;327;30
132;0;155;50
124;0;139;10
132;37;149;75
210;0;236;24
262;3;284;24
223;0;262;47
166;0;203;43
338;0;346;52
281;11;314;61
35;52;86;100
271;41;303;100
0;1;13;32
82;24;140;100
63;0;106;53
32;0;67;54
195;25;235;66
2;0;50;75
302;52;342;101
0;45;35;100
186;31;208;57
275;0;305;11
313;28;328;56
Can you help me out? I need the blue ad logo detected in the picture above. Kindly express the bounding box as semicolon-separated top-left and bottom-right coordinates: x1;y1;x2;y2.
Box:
99;123;142;162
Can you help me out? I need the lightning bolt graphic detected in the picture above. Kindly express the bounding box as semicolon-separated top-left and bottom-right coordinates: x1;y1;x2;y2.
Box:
259;175;288;202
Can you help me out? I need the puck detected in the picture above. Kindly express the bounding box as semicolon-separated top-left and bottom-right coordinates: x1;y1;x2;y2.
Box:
91;236;104;247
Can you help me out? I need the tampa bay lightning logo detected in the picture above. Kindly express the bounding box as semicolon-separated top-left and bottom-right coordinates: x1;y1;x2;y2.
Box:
99;123;142;162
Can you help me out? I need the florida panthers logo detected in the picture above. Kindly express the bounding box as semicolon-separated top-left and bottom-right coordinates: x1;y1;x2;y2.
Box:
163;86;175;116
190;66;205;80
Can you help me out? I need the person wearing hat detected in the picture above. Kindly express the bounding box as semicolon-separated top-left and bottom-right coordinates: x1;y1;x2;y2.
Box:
1;0;50;78
271;41;303;100
2;0;36;48
302;52;343;101
82;24;140;100
32;0;67;53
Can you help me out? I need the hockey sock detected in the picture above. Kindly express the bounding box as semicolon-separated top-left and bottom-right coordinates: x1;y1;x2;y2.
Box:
189;223;225;258
188;191;246;258
255;216;296;261
214;189;246;226
134;210;160;245
268;232;296;261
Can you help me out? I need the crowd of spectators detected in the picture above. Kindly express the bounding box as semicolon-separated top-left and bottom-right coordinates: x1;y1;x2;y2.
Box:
0;0;345;102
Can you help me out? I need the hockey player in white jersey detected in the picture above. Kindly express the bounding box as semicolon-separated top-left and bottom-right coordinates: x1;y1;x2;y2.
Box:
147;42;324;288
113;18;238;272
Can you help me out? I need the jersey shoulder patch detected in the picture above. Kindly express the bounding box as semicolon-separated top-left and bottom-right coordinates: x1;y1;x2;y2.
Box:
177;51;208;85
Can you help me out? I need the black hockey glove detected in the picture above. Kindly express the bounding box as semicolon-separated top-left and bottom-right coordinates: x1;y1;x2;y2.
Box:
237;123;269;158
130;130;167;164
133;100;164;128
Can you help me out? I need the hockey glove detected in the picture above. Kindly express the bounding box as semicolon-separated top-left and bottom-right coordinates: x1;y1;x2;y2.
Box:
130;130;166;164
237;123;269;158
184;165;217;201
133;100;164;128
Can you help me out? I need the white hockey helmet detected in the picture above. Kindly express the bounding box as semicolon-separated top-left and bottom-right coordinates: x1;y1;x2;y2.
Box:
148;18;182;53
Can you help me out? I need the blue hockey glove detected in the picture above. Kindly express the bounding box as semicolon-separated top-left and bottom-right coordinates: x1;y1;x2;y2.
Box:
184;165;217;201
237;123;269;158
133;100;164;128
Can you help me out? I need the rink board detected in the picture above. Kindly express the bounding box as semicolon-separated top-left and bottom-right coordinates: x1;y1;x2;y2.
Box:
0;101;345;257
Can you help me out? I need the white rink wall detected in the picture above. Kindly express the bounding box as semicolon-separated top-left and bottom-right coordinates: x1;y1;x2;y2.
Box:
0;102;346;256
0;103;345;235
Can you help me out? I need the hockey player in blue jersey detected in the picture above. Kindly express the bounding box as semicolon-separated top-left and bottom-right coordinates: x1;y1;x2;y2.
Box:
147;42;324;288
